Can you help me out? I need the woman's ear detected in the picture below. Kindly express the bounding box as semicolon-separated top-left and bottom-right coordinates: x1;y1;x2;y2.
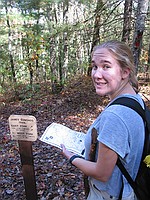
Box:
122;67;130;79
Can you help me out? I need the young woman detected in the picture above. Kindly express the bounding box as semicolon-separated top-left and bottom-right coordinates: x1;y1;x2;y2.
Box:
61;40;144;200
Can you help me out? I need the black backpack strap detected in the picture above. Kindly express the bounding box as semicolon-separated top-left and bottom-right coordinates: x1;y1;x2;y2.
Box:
109;96;146;199
116;158;138;197
109;97;146;121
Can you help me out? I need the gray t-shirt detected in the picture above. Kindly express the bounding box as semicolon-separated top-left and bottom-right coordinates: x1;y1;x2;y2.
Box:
84;94;145;198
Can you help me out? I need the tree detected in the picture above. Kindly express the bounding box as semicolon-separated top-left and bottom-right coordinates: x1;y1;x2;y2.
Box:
146;42;150;80
132;0;149;72
0;0;149;91
87;0;103;76
5;0;16;83
122;0;133;43
91;0;103;52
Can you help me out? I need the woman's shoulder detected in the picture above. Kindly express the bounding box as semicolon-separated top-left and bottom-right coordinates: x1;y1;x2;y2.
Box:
102;93;144;120
108;93;144;108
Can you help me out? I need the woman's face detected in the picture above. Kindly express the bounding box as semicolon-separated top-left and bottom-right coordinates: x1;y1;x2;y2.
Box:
91;48;129;99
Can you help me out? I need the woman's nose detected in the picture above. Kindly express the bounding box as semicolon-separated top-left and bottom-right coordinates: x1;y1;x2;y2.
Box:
92;68;103;78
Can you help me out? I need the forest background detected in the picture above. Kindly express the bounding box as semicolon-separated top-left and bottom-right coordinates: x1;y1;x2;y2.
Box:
0;0;150;200
0;0;150;94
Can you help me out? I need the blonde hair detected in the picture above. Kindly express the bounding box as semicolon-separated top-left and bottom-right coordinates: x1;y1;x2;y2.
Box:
92;40;138;92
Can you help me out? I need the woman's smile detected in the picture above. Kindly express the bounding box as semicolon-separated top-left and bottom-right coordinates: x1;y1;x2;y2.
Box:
94;81;107;88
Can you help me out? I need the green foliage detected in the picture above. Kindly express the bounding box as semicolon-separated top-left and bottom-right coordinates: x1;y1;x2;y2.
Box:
3;82;42;102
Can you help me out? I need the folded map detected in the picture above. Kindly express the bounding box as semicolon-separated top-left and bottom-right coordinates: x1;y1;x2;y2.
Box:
39;122;85;157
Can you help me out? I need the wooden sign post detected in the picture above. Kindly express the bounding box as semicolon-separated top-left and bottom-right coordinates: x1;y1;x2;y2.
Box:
9;115;38;200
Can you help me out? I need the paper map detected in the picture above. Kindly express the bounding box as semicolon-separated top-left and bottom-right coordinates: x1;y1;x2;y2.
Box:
39;123;85;156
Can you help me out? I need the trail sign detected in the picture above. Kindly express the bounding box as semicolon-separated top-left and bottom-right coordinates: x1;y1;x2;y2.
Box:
9;115;37;141
8;115;38;200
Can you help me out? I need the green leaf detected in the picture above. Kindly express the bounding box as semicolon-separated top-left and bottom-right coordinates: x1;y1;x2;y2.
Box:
144;155;150;168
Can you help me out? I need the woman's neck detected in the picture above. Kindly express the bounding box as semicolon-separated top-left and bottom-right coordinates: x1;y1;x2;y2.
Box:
109;81;136;101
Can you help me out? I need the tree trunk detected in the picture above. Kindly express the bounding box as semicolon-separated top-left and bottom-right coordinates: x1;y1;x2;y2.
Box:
148;43;150;67
35;18;40;81
29;63;33;86
27;44;33;86
35;55;39;81
5;2;16;83
132;0;149;73
58;1;68;87
91;0;103;52
145;43;150;81
122;0;133;43
58;37;63;86
88;0;103;76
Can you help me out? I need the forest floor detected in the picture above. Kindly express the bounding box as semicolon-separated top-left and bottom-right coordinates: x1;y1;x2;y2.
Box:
0;75;150;200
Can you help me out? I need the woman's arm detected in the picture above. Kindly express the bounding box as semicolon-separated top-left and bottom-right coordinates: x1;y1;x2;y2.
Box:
61;142;118;182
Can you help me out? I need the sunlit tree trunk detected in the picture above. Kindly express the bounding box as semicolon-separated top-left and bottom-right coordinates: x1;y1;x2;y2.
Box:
132;0;149;73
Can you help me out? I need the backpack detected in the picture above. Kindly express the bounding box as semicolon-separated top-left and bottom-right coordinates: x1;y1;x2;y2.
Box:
109;96;150;200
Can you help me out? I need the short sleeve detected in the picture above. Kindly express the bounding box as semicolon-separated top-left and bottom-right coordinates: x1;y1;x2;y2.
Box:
97;111;130;158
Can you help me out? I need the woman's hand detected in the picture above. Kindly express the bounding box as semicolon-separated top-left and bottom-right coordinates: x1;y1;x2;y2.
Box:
60;144;75;159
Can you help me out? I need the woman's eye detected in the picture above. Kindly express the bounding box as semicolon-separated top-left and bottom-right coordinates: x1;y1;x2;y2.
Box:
92;65;98;70
103;65;110;69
